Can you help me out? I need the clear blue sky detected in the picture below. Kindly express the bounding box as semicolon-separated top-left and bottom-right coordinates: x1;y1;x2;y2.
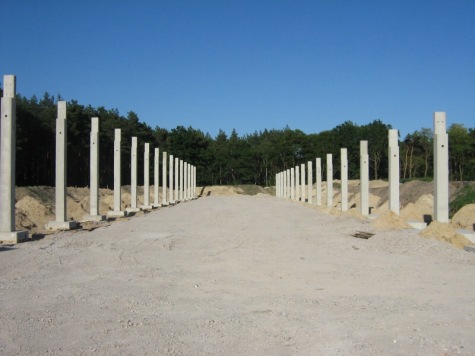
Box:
2;0;474;138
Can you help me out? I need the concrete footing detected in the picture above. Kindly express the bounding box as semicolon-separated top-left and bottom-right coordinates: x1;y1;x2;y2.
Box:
464;245;475;253
458;230;475;244
46;221;78;231
82;215;106;222
407;221;427;230
107;210;128;218
0;231;29;244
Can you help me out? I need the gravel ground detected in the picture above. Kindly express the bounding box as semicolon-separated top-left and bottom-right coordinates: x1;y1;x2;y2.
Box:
1;194;474;355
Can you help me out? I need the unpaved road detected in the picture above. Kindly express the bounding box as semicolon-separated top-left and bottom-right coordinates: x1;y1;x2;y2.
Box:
1;195;474;355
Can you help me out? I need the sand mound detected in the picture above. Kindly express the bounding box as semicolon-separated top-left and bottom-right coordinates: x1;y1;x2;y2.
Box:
371;211;411;231
452;204;475;231
419;221;471;249
15;195;54;230
348;192;381;210
400;194;433;222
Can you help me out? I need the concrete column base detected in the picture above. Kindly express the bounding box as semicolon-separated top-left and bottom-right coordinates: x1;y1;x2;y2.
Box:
125;207;141;213
464;245;475;253
407;221;427;230
152;204;161;209
140;205;153;211
83;215;106;222
107;210;128;218
458;230;475;244
0;231;29;244
46;220;77;231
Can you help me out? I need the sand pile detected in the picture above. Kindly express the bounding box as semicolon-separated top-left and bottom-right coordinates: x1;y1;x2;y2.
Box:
348;192;381;211
419;221;472;249
371;210;412;231
15;195;55;230
451;204;475;231
400;194;433;222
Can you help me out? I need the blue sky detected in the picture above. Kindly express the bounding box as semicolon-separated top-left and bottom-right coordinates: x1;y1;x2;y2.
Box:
2;0;474;138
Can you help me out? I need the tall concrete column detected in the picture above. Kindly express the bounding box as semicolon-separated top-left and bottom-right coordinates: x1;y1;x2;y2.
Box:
301;164;306;202
286;169;291;199
341;148;348;212
174;157;179;202
108;129;127;218
326;154;333;207
193;165;196;199
360;140;369;216
290;167;295;200
140;143;153;210
46;101;77;231
184;162;188;201
84;117;105;221
162;152;168;206
388;129;400;215
187;163;191;200
434;112;449;222
169;155;175;205
0;75;28;242
153;148;160;208
316;158;322;206
126;137;140;213
295;166;300;201
179;159;184;201
282;170;287;199
307;161;313;205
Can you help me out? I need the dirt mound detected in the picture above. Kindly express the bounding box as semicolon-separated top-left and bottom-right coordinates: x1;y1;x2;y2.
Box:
400;194;433;222
451;204;475;231
371;211;412;231
419;221;471;249
15;195;54;230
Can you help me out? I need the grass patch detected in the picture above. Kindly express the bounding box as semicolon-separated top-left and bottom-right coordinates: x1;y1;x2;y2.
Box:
400;177;433;184
450;184;475;217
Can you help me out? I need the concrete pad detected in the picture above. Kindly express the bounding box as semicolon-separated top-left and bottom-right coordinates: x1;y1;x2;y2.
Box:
82;215;106;222
0;231;29;244
125;207;141;213
458;230;475;244
45;221;77;231
107;210;128;218
464;245;475;253
140;205;154;211
407;221;427;229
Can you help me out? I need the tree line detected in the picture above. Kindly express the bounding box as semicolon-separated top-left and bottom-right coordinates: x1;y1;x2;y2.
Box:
3;90;475;187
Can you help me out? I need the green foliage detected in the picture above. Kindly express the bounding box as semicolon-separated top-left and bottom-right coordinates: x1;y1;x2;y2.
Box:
10;91;475;188
450;184;475;217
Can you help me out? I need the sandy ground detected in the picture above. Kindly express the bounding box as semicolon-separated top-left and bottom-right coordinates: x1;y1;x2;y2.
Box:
1;194;474;355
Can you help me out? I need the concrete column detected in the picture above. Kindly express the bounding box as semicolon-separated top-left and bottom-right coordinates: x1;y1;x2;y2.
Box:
360;141;369;216
83;117;105;221
126;137;140;213
108;129;127;218
282;171;287;198
187;163;191;200
307;161;313;205
0;75;28;242
341;148;348;212
286;169;291;199
301;163;306;202
326;154;333;207
46;101;77;231
290;167;295;200
192;165;196;199
174;157;179;202
140;143;153;210
169;155;175;205
179;159;184;201
316;158;322;206
434;112;449;222
162;152;168;206
153;148;160;208
388;129;400;215
184;162;188;201
295;166;300;201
